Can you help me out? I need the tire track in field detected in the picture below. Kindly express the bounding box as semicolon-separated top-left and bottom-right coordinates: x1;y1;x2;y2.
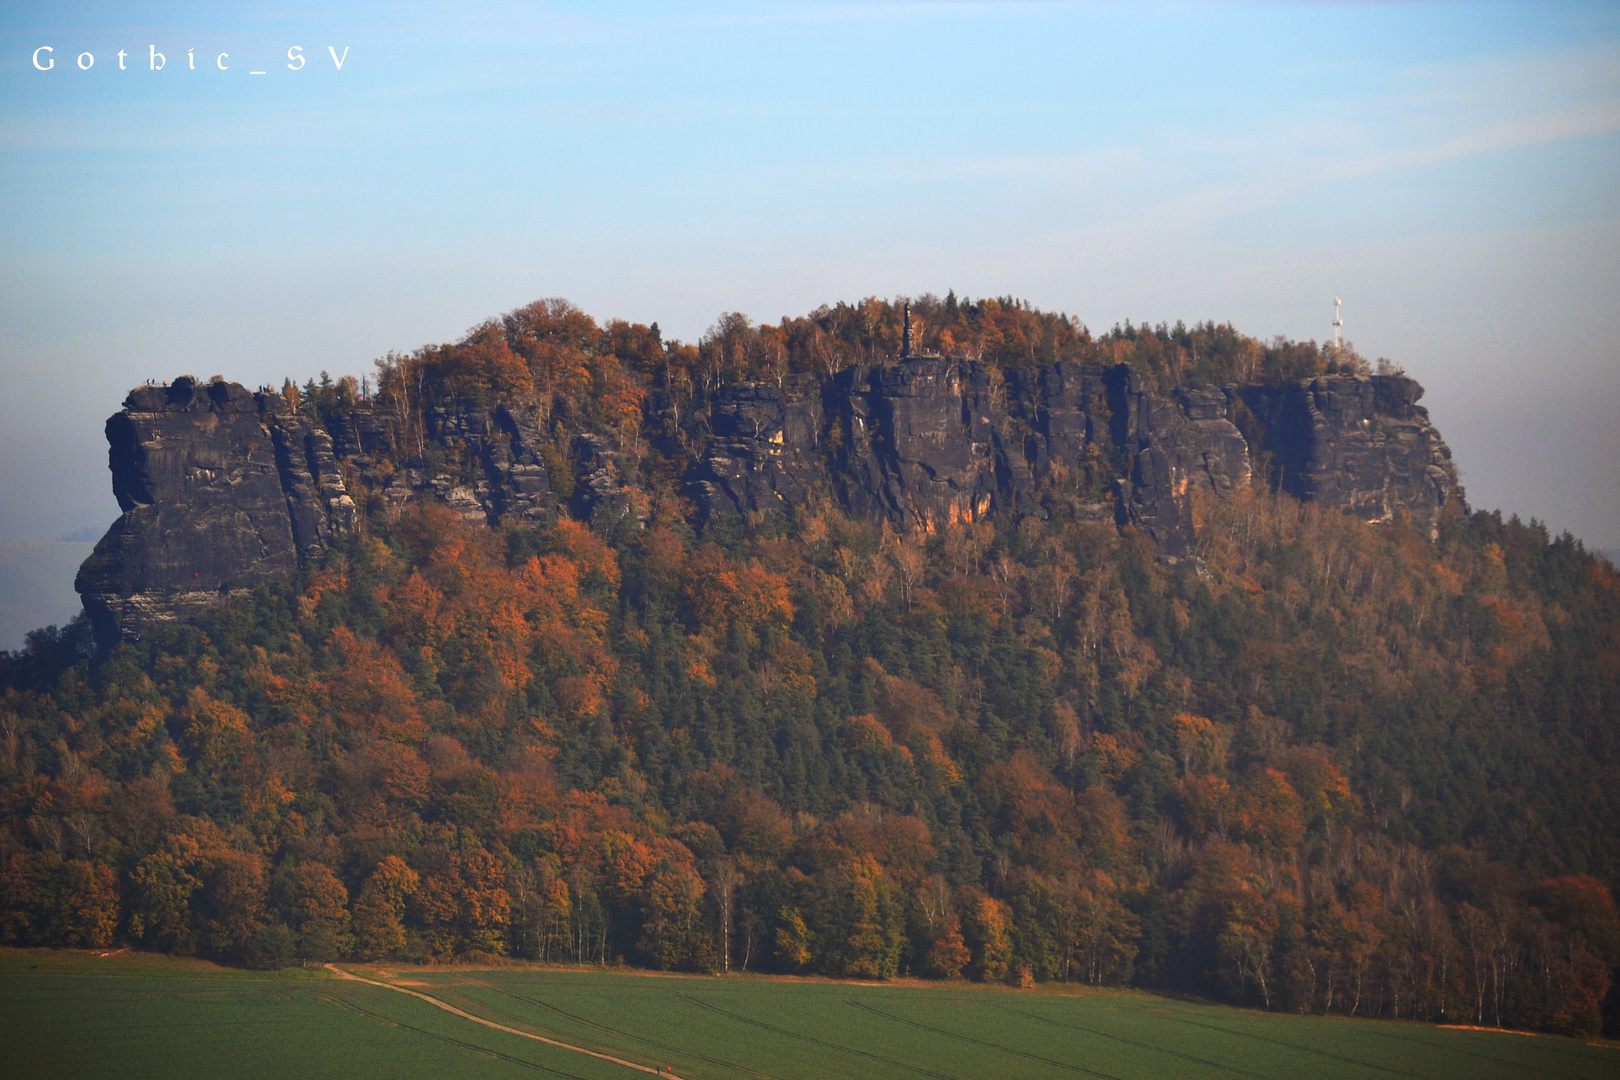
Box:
1011;1007;1275;1079
845;1000;1126;1080
1160;1014;1430;1078
679;993;961;1080
313;992;593;1079
326;966;683;1078
486;985;780;1080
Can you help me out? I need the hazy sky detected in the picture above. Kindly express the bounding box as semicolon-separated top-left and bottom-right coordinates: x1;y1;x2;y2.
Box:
2;1;1617;551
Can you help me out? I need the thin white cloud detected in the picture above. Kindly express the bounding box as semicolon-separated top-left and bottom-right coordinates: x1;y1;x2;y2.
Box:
1323;100;1620;180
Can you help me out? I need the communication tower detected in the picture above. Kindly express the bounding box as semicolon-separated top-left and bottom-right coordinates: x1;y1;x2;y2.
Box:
1332;297;1344;353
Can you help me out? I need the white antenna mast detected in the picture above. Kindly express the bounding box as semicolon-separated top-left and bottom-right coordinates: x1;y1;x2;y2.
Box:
1332;297;1344;353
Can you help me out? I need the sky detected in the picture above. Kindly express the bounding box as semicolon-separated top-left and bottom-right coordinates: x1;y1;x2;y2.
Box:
2;1;1617;561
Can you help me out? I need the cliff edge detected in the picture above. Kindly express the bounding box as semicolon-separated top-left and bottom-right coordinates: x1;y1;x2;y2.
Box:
75;376;357;644
76;364;1458;645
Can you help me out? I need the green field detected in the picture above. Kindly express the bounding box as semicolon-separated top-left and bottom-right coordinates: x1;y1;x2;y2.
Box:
2;951;1613;1080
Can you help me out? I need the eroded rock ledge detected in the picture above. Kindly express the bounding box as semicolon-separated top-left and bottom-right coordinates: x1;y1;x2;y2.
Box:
78;365;1456;644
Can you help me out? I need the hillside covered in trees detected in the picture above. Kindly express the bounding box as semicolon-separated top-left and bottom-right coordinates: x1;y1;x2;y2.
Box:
3;296;1617;1038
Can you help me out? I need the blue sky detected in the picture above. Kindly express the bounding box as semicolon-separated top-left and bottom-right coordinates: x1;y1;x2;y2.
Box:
2;1;1617;551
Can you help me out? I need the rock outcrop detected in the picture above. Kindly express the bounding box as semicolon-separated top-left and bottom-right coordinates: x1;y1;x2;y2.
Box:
78;365;1456;644
295;396;563;525
76;376;358;645
684;364;1450;550
693;359;1258;551
834;359;1015;531
1241;374;1455;530
691;374;825;520
1109;373;1253;552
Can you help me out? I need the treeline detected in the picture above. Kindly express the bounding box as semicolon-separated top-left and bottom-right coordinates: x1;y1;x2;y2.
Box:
356;295;1364;425
2;298;1617;1038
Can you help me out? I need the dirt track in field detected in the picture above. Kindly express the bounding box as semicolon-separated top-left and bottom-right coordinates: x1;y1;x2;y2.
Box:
325;965;686;1078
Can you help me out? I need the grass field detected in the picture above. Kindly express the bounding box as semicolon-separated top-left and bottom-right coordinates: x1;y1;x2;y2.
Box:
2;950;1613;1080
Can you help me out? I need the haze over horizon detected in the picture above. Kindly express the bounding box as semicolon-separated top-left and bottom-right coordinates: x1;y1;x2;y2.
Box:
2;1;1617;563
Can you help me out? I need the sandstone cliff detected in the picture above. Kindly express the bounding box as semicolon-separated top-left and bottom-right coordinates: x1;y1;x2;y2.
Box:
77;364;1457;644
694;359;1258;553
1241;374;1455;527
76;377;357;644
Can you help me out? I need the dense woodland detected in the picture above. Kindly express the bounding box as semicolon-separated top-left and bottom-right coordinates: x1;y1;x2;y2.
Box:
3;297;1617;1038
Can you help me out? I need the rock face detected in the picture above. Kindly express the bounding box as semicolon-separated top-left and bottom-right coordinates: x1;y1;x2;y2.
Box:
692;359;1258;552
317;398;562;528
78;366;1456;644
691;374;825;520
1241;374;1455;530
835;359;1013;532
76;376;358;645
1107;370;1253;553
687;363;1450;552
78;380;571;644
